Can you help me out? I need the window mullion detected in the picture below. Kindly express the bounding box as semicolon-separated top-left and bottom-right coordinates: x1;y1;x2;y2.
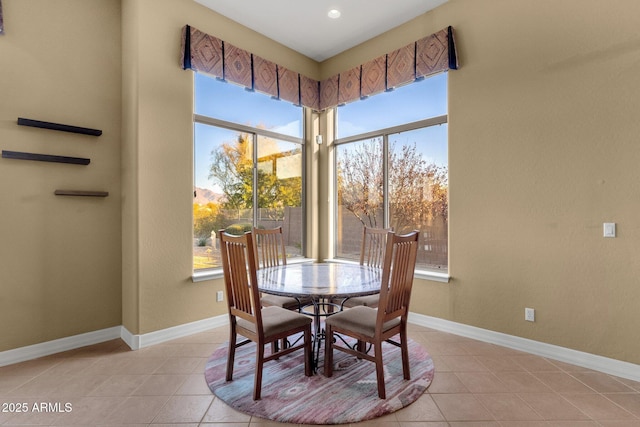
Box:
252;133;258;227
383;134;389;229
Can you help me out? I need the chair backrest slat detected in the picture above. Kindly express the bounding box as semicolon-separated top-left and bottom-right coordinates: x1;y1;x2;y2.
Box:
253;226;287;269
219;230;263;330
360;226;391;269
377;230;419;327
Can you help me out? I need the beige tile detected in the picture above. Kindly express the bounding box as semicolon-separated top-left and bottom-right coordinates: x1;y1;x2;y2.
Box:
152;394;214;423
132;374;188;396
88;374;149;396
200;423;249;427
476;355;527;372
5;374;68;398
54;373;111;397
37;357;98;377
105;395;171;424
427;372;469;394
0;358;58;377
50;396;125;425
0;375;31;395
517;392;589;421
176;372;213;395
155;356;204;374
461;341;514;356
474;393;542;421
490;422;547;427
448;422;501;427
598;421;640;427
202;397;252;423
493;371;552;393
617;377;640;392
423;341;470;356
561;393;637;421
443;356;489;372
1;323;637;426
430;355;455;372
533;372;596;393
455;372;509;393
431;393;494;422
571;372;636;393
510;355;562;373
394;394;446;422
398;422;448;427
603;392;640;418
348;412;399;425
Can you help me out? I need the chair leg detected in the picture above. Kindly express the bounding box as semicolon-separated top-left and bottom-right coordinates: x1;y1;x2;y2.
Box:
304;326;312;377
226;328;237;382
400;328;411;380
254;343;265;400
324;325;334;377
374;340;386;399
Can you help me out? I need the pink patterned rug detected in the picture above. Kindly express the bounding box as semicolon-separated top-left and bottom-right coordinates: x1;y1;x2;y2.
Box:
205;336;434;424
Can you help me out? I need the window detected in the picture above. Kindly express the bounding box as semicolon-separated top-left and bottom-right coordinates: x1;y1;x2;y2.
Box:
193;74;305;271
335;74;448;273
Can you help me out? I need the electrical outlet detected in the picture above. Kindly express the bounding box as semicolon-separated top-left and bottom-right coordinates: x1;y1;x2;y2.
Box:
216;291;224;302
603;222;616;238
525;308;535;322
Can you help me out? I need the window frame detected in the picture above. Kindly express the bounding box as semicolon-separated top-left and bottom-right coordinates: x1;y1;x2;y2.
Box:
192;106;307;281
333;116;450;283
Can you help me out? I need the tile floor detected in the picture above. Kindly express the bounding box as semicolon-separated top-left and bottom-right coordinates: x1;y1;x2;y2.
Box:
1;323;639;426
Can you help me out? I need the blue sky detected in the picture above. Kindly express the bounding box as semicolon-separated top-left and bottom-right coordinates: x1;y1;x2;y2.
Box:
194;72;448;192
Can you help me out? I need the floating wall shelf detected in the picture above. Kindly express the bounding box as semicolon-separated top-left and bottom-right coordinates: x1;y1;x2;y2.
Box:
2;150;90;165
17;117;102;136
54;190;109;197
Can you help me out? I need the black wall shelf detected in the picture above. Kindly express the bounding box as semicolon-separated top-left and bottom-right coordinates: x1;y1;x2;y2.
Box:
17;117;102;137
2;150;90;165
54;190;109;197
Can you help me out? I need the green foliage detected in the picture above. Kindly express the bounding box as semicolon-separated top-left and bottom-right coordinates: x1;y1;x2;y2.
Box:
338;141;448;232
208;132;302;216
225;223;253;235
193;202;222;239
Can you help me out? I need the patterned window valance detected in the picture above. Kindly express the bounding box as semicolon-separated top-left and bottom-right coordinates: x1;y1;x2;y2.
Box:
181;25;458;112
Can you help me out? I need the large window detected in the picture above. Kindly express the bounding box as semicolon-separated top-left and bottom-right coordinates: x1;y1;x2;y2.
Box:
335;73;448;273
193;74;304;271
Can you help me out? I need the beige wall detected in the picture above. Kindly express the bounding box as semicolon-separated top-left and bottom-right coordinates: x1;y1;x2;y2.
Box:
121;0;318;335
0;0;122;351
2;0;640;367
323;0;640;364
447;0;640;364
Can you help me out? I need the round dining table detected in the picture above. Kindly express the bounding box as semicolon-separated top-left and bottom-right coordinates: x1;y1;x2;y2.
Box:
256;262;382;300
256;262;382;368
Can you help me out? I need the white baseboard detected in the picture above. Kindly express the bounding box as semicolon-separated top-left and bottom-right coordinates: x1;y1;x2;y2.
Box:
3;313;639;384
409;312;640;382
0;326;122;368
121;315;228;350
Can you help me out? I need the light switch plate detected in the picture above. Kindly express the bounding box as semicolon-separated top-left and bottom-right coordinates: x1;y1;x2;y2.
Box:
603;223;616;238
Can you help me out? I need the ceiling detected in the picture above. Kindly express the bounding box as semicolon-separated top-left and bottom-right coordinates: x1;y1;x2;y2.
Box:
194;0;448;62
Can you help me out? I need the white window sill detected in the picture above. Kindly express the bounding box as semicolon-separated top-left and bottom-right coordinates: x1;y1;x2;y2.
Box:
325;258;450;283
191;257;315;283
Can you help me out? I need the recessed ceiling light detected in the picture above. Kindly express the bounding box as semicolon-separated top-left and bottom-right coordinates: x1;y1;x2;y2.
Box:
327;9;341;19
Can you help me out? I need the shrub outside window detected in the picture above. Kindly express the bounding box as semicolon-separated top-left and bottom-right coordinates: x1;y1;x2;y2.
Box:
193;74;304;271
336;74;448;273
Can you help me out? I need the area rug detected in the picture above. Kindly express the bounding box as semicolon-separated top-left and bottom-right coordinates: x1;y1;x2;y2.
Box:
204;335;434;424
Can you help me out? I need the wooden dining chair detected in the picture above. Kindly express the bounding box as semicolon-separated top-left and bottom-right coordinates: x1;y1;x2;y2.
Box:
324;230;419;399
253;226;311;312
219;230;312;400
339;226;391;309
